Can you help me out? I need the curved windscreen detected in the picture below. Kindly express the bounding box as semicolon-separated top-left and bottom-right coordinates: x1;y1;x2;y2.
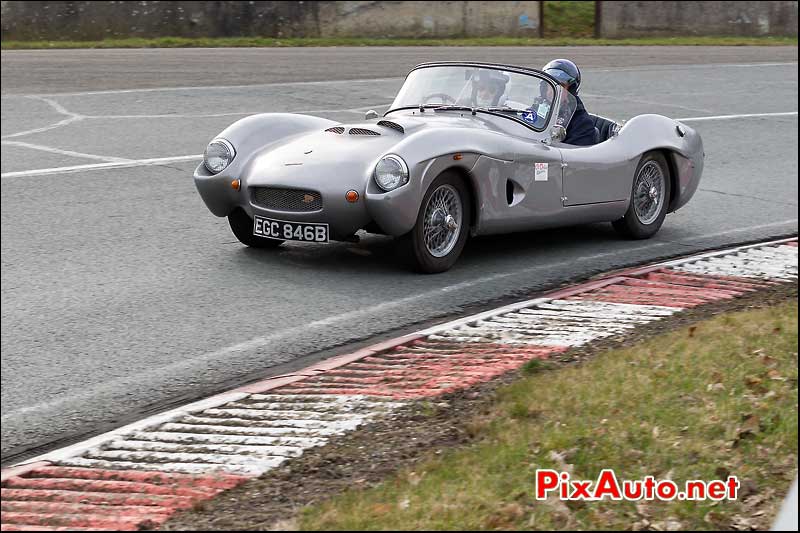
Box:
556;90;578;130
390;65;558;129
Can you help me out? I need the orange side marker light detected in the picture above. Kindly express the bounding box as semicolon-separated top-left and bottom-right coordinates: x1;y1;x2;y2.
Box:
231;179;241;190
346;190;360;203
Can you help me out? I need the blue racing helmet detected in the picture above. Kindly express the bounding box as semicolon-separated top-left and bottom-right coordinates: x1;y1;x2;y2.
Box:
543;59;581;95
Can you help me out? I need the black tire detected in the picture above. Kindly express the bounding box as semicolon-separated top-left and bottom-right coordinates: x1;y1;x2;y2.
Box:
227;208;284;248
400;171;471;273
612;151;672;239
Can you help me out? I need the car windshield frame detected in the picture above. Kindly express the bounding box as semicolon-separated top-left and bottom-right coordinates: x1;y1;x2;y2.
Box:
385;62;560;133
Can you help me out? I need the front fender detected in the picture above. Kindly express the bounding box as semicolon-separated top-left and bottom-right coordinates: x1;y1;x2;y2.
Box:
363;127;517;236
364;154;480;236
194;113;336;217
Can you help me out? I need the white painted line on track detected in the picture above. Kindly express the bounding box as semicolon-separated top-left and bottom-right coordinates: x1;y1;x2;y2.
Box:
0;240;679;423
1;139;132;163
2;86;383;139
675;219;798;242
1;154;202;178
17;77;404;98
585;62;798;74
3;238;796;482
1;114;83;139
1;95;85;139
582;92;713;114
3;110;796;179
84;105;380;120
4;232;798;426
678;111;798;122
6;60;794;98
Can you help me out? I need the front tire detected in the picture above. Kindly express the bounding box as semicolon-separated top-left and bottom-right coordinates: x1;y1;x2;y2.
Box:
612;151;672;239
400;171;471;273
228;208;284;248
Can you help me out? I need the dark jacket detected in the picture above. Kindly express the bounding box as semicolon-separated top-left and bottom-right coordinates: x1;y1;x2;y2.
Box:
563;96;596;146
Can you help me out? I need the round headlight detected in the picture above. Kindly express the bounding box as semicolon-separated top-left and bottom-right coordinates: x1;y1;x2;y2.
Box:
374;155;409;192
204;139;235;174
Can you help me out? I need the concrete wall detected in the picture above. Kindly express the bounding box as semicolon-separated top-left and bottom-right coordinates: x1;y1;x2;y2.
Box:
0;1;541;41
598;1;798;38
317;1;541;38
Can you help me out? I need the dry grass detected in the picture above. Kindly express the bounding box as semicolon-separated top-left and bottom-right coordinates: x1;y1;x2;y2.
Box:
299;301;799;530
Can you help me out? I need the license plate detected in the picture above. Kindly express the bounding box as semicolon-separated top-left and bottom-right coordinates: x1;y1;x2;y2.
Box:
253;215;329;243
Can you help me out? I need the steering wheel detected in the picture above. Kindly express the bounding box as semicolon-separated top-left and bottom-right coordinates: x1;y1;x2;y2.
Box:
422;93;457;105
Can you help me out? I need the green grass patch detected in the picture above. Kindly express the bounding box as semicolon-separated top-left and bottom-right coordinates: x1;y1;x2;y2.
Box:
544;1;596;38
299;301;799;530
1;35;796;50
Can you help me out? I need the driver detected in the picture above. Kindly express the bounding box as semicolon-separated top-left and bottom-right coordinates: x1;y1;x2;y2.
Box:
542;59;596;146
472;71;509;107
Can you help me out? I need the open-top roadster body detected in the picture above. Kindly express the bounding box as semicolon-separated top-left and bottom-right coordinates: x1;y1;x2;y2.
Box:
194;62;704;272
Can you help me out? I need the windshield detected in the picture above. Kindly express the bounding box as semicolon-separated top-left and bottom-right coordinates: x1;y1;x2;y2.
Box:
556;89;578;130
390;65;557;130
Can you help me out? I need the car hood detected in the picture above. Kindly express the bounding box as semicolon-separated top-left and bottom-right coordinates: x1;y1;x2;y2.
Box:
242;111;507;189
244;123;402;188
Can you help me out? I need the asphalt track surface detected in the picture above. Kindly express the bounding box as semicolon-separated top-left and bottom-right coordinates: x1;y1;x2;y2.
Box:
1;46;798;462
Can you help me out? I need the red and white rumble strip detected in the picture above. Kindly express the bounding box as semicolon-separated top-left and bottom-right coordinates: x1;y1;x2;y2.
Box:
2;238;797;531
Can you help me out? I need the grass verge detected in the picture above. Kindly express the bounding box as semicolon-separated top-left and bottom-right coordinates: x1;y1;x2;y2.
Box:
2;36;796;50
544;1;596;38
299;301;798;530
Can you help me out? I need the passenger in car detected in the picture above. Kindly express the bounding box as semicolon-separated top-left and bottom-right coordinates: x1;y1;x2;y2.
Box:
542;59;597;146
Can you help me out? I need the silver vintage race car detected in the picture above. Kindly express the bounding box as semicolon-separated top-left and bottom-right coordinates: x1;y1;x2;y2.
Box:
194;61;704;273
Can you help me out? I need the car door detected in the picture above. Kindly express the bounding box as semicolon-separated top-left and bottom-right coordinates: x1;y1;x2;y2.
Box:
558;144;632;207
547;88;630;207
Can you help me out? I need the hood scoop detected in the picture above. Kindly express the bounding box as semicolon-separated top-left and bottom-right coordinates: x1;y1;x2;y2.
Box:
377;120;405;134
325;126;382;136
348;127;380;136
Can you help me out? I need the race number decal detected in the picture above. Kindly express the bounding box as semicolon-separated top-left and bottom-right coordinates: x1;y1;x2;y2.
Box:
535;162;549;182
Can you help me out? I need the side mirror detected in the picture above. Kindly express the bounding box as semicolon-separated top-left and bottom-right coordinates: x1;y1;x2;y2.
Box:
550;124;567;143
364;110;379;120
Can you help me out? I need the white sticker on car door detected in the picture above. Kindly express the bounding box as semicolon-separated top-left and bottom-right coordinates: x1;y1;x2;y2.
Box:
534;162;548;181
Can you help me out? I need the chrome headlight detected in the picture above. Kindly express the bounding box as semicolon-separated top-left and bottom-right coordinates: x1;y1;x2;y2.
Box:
374;155;409;192
203;139;236;174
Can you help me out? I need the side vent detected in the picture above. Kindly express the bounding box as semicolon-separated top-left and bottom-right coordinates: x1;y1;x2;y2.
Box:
349;128;381;136
377;120;404;134
325;126;345;134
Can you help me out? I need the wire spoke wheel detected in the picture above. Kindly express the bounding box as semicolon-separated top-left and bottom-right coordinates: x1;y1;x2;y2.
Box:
422;184;463;258
613;151;671;240
633;160;665;225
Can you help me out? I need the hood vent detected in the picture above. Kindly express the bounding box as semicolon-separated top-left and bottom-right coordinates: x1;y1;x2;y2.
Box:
377;120;404;134
325;126;345;134
349;128;380;136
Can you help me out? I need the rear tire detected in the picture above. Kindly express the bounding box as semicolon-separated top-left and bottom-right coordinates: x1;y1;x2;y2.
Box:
612;151;672;239
400;171;471;273
228;208;284;248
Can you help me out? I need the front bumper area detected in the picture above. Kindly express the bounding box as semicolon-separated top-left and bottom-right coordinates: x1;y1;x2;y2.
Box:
194;164;374;241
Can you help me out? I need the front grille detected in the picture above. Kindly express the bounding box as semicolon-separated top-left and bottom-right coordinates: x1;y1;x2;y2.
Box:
252;187;323;212
349;128;380;136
